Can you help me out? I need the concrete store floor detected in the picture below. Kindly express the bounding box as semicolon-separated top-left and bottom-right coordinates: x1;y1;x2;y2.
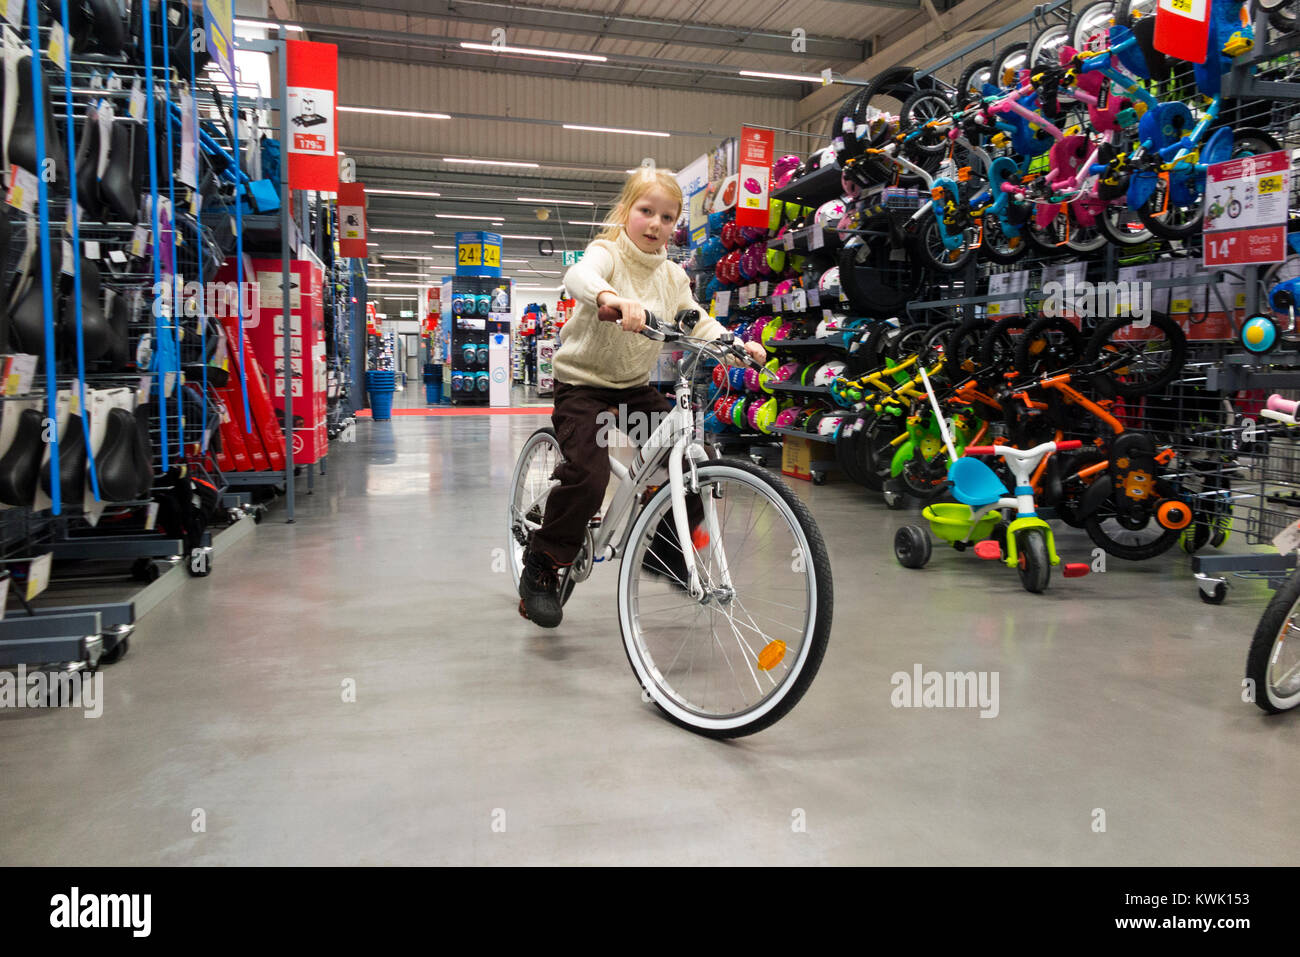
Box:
2;386;1297;866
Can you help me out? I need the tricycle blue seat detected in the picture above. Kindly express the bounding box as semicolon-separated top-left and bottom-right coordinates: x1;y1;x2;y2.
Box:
948;457;1007;509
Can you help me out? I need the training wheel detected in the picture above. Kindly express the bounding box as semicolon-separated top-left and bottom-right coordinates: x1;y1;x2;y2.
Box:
894;525;932;568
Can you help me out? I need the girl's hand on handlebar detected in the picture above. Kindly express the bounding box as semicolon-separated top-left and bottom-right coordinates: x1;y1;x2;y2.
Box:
744;341;766;365
596;294;646;334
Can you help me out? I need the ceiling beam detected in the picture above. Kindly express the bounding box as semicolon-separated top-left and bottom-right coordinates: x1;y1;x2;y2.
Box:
297;0;887;58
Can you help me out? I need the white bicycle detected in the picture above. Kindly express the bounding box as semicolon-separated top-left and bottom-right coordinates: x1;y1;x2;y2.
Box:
507;307;833;737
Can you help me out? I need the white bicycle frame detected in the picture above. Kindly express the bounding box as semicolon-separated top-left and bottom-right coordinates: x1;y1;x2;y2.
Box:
582;365;729;601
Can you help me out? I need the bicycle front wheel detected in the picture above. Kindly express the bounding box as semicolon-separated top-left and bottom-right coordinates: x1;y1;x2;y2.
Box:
507;427;563;589
1247;570;1300;713
617;458;832;738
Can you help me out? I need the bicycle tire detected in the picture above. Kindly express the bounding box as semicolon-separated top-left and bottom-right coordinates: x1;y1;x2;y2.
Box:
1246;569;1300;713
1014;316;1086;377
1069;1;1116;52
507;426;563;590
898;89;955;155
957;58;993;105
1083;311;1187;397
947;316;996;375
618;457;833;738
978;313;1033;371
992;42;1029;87
1096;204;1154;246
1029;23;1071;72
1084;509;1181;560
1016;527;1052;593
980;214;1033;264
912;216;976;273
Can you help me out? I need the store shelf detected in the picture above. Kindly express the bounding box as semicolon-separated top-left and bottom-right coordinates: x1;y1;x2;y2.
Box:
773;337;845;349
770;382;831;395
769;425;833;442
772;162;843;207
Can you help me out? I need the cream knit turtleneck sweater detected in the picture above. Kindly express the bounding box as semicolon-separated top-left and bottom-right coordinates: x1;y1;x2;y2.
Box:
555;230;726;390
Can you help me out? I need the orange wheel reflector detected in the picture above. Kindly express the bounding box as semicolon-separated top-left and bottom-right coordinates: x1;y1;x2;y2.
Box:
757;640;787;672
1157;500;1193;530
691;527;711;550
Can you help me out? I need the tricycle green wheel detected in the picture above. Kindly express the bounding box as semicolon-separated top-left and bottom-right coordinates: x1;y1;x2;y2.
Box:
1016;528;1051;594
895;525;932;569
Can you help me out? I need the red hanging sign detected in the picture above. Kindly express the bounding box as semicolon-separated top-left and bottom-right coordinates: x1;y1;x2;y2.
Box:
286;40;339;191
1154;0;1211;64
735;127;774;230
338;181;367;258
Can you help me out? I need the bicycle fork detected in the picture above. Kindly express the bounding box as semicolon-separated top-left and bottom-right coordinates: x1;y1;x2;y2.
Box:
668;437;732;602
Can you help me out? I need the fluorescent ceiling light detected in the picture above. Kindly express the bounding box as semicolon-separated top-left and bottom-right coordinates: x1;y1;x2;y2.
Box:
499;234;553;240
431;245;457;250
372;228;436;235
568;221;616;227
459;42;606;63
564;123;669;138
234;18;303;32
367;280;427;287
512;269;562;275
368;188;442;198
434;214;504;223
338;106;451;120
516;197;594;206
381;254;435;260
739;70;821;82
443;158;540;169
384;272;435;277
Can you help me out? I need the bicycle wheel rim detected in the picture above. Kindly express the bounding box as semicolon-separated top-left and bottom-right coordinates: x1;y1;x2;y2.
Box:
508;430;563;587
1030;24;1070;71
619;464;820;732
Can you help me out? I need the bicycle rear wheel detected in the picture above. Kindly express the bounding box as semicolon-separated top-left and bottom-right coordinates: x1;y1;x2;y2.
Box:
1083;311;1187;396
618;458;832;737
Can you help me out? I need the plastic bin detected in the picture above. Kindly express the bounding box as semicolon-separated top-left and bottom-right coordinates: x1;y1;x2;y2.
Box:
366;370;397;421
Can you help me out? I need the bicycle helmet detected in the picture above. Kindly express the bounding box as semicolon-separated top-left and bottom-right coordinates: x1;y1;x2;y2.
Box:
775;405;804;428
740;225;767;244
811;360;846;387
814;199;848;231
766;246;786;274
818;266;842;303
721;220;742;249
816;412;846;437
773;154;801;188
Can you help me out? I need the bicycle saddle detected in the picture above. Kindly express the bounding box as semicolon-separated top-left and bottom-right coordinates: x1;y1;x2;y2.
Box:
95;406;151;502
74;109;103;221
0;407;46;506
7;54;67;187
60;258;111;362
40;412;87;498
99;115;138;223
70;0;127;56
9;238;63;355
104;287;131;370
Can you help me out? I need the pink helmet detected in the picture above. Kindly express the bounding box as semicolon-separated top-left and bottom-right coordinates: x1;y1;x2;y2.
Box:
773;155;801;188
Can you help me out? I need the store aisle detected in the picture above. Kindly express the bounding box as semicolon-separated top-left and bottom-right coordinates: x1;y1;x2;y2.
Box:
1;410;1296;866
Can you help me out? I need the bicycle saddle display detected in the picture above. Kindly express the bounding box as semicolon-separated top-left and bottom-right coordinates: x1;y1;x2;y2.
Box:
99;114;139;223
95;405;152;501
8;239;63;355
40;412;87;498
69;0;127;57
0;408;47;506
74;108;104;221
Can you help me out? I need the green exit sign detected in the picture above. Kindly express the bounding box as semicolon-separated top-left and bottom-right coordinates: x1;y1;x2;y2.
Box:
561;251;585;266
399;310;415;318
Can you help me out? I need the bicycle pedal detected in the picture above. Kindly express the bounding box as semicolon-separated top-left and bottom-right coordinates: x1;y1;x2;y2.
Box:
974;540;1003;561
1062;563;1090;578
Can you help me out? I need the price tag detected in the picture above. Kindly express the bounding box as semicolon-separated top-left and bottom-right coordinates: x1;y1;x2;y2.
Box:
793;289;807;312
145;501;160;531
61;240;73;274
823;309;834;325
744;284;755;302
84;240;100;260
715;290;730;317
48;23;68;71
783;232;793;251
109;249;128;264
129;81;146;121
68;391;80;417
2;0;23;27
1273;518;1300;555
25;553;52;602
759;281;769;298
131;225;148;258
807;287;820;308
5;165;38;213
810;224;825;250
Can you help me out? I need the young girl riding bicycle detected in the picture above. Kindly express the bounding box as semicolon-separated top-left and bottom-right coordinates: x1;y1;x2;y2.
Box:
519;167;767;627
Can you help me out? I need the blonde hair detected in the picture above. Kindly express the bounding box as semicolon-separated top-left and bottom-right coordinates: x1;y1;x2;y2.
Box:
597;167;683;243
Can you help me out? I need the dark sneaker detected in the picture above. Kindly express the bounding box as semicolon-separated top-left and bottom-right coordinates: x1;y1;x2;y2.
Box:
519;547;566;628
641;517;705;590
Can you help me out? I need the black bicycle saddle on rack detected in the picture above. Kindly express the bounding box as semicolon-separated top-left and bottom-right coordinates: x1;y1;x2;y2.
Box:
0;407;47;506
40;412;87;498
70;0;127;57
9;238;63;355
96;405;151;501
74;108;104;221
104;288;131;370
60;257;111;362
100;116;138;223
7;54;67;188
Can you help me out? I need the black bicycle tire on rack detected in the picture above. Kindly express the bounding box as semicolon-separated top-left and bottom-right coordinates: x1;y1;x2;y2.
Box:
922;319;962;365
898;89;955;156
831;87;869;157
1082;311;1187;397
1084;509;1182;560
1246;569;1300;713
946;317;996;376
957;59;994;105
977;313;1034;371
980;214;1033;264
1014;316;1086;377
1096;204;1155;246
852;66;929;151
862;319;902;371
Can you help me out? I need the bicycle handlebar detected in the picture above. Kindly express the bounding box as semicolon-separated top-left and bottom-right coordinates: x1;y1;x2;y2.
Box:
596;303;764;370
966;438;1080;458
